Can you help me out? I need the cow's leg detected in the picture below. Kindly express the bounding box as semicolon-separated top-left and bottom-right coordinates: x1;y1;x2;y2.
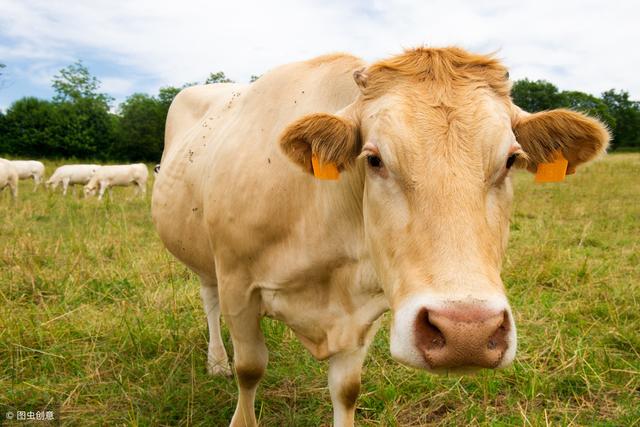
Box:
98;182;107;201
33;174;41;191
228;320;268;427
329;347;368;427
62;179;70;196
200;276;231;376
221;282;268;427
136;180;146;196
11;181;18;199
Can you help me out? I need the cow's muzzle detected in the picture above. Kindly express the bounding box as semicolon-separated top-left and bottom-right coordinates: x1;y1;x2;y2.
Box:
390;296;517;372
415;305;510;369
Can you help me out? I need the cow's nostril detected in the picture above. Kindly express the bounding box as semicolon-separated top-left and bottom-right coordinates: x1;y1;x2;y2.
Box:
487;311;510;351
415;308;446;350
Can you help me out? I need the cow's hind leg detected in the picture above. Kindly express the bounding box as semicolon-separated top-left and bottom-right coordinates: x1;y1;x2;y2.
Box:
220;276;268;427
200;275;232;377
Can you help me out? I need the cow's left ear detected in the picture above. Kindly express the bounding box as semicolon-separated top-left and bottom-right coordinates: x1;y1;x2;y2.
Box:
279;105;361;175
512;108;610;174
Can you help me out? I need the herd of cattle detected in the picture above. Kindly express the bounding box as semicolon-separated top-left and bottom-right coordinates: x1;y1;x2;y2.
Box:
0;159;150;200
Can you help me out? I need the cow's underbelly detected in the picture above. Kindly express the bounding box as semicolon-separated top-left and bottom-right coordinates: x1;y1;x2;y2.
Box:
152;137;217;277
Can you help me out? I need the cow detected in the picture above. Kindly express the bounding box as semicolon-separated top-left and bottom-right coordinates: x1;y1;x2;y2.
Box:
0;159;19;199
8;160;45;191
152;48;609;427
46;164;101;196
84;164;148;200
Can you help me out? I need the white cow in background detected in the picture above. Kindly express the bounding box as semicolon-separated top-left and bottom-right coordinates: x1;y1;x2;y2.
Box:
47;164;101;196
10;160;46;190
0;159;19;199
84;163;148;200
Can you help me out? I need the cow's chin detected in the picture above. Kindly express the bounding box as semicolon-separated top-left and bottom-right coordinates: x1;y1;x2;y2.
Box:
389;293;518;373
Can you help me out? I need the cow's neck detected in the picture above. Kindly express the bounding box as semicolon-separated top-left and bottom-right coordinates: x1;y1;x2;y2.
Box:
261;162;388;360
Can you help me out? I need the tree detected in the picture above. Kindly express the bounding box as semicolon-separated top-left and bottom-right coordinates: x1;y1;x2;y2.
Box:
112;93;165;161
511;79;562;112
1;97;57;156
44;61;118;158
205;71;234;84
158;86;181;110
49;98;117;158
559;90;616;131
601;89;640;149
52;61;113;105
250;74;260;83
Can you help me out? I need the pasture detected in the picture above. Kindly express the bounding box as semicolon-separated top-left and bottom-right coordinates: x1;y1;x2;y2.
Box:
1;155;639;426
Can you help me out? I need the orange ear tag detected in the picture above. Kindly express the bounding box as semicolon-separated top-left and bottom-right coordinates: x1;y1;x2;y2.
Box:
535;151;568;183
311;154;340;180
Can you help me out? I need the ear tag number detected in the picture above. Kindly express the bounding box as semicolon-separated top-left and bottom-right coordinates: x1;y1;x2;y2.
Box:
311;154;340;180
535;151;568;183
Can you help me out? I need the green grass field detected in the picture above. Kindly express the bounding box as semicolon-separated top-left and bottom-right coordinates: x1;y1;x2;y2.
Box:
1;154;639;426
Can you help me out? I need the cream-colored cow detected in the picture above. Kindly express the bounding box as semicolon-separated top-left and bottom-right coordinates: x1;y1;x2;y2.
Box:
0;159;19;199
8;160;45;190
152;48;609;427
47;164;101;195
84;164;148;200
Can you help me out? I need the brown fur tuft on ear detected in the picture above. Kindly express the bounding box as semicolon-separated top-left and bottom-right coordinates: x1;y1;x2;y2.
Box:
279;113;360;175
513;109;610;173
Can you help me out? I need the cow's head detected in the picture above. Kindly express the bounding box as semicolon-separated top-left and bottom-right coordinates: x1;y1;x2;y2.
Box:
84;181;97;197
280;48;609;372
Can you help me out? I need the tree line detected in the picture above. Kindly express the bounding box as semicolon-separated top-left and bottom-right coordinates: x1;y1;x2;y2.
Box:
0;61;638;162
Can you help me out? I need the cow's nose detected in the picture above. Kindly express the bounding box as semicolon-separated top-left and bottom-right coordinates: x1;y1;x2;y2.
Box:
415;305;510;369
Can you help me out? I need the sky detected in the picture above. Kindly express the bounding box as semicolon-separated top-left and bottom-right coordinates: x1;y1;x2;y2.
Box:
1;0;638;112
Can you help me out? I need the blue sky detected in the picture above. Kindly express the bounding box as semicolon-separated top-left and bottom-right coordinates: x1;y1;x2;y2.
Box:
1;0;638;112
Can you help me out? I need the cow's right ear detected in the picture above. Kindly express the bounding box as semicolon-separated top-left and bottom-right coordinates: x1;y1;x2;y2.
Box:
279;109;360;175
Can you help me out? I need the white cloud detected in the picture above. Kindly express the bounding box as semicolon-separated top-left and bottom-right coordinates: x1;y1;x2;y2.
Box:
0;0;639;101
101;77;135;97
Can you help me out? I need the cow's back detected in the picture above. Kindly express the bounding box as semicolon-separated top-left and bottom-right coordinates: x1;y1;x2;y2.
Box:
152;54;365;278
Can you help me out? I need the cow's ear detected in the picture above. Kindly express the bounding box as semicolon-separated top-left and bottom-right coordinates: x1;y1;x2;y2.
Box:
279;108;360;175
512;108;610;174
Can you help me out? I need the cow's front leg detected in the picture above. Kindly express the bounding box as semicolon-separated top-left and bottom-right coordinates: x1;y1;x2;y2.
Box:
222;287;268;427
137;181;146;196
98;182;107;200
10;181;18;199
200;276;231;376
329;347;367;427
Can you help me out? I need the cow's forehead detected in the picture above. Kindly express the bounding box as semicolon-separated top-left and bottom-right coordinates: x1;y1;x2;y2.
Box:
359;88;514;177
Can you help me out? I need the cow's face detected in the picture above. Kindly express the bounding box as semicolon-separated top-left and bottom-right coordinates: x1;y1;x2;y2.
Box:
280;48;609;372
84;183;97;197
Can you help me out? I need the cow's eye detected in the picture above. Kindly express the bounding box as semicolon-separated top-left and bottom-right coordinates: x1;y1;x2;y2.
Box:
506;153;518;169
367;154;383;169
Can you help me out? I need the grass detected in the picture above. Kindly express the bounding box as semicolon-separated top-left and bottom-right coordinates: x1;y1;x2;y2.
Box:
1;154;639;426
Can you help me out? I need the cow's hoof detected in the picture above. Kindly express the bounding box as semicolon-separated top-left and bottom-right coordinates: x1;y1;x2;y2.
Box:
207;362;233;377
